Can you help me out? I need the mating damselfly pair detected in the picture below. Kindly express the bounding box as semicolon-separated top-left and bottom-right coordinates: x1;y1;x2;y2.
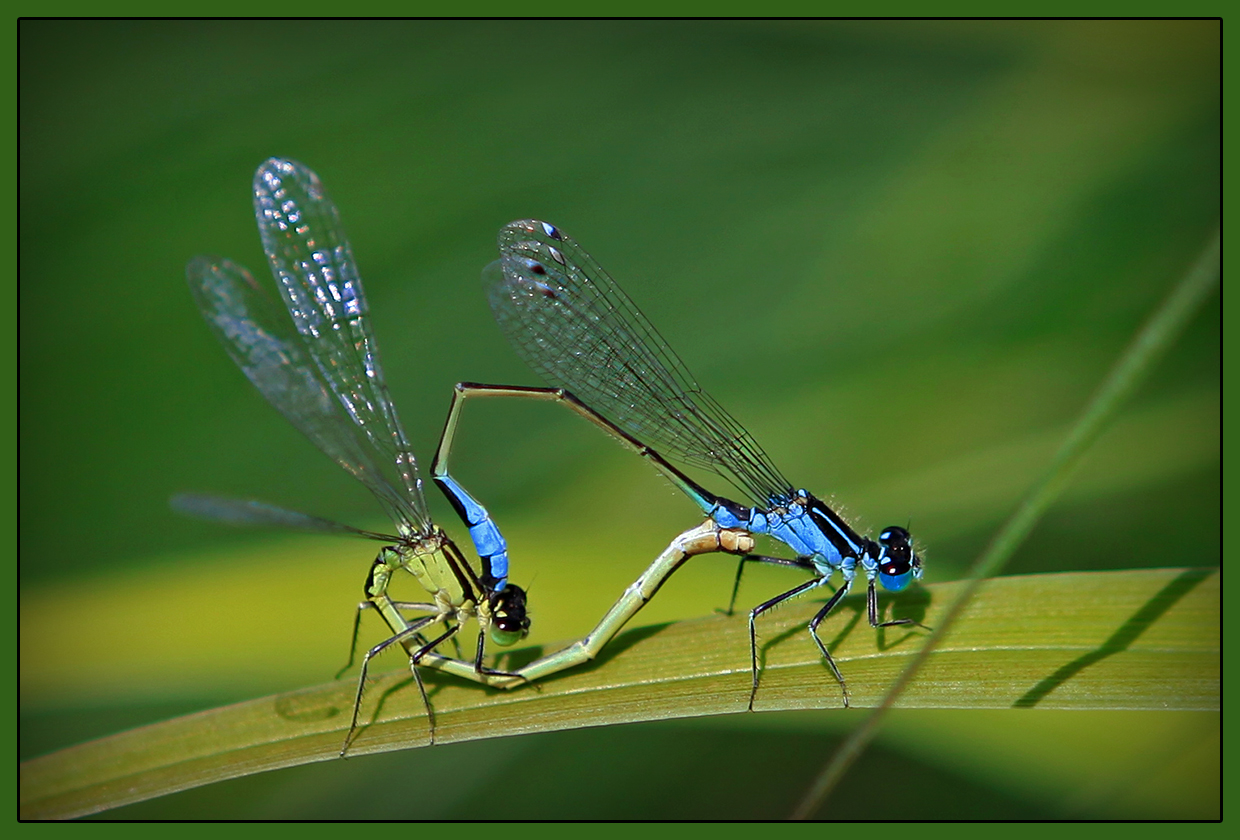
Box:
180;158;926;753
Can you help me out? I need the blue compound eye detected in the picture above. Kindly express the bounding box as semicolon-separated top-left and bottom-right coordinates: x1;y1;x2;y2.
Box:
879;568;913;592
877;526;917;591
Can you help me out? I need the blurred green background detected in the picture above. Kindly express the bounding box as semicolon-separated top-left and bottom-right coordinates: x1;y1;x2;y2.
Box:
20;20;1218;818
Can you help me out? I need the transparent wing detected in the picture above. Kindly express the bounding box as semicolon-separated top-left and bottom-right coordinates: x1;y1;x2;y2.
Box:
171;493;397;542
485;220;793;508
186;252;429;536
250;158;431;531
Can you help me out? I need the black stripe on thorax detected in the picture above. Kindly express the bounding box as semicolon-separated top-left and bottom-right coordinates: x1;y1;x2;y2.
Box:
805;495;866;558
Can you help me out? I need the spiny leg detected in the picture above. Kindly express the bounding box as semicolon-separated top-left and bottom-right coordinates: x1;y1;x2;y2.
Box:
405;623;464;747
471;627;523;679
342;614;441;756
747;576;824;711
722;553;817;616
807;580;857;708
336;600;438;680
866;577;932;631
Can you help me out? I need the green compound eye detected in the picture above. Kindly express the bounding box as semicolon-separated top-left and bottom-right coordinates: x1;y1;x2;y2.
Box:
489;625;526;647
488;585;531;647
187;159;555;755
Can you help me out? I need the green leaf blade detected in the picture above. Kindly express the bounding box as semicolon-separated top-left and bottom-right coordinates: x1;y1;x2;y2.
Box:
20;567;1218;819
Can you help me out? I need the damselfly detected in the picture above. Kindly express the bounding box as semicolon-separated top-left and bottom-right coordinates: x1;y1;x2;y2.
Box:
181;158;531;751
437;220;927;708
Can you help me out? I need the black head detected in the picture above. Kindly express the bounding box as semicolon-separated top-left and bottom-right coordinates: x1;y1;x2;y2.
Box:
488;584;531;646
875;526;922;592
